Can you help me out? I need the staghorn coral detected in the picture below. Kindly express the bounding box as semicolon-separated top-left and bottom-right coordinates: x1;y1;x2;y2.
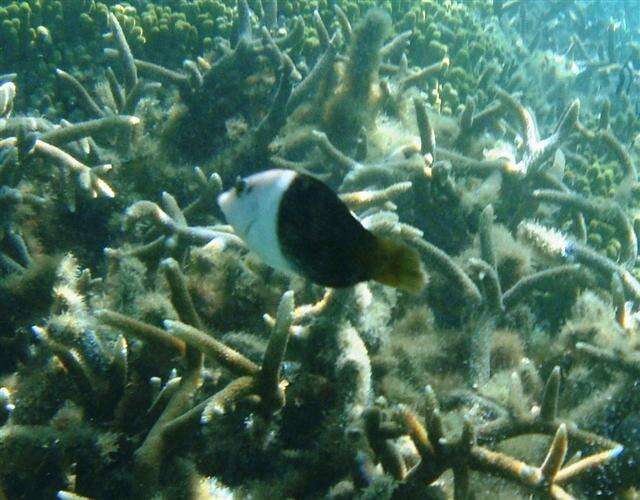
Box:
3;1;640;499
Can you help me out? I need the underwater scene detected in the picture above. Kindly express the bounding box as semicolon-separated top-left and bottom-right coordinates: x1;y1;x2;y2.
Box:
2;0;640;498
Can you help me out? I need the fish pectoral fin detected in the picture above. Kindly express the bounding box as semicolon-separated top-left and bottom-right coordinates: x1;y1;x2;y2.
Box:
365;236;426;294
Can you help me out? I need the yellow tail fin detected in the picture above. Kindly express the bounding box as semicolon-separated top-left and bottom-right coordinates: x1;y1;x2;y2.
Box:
365;236;426;294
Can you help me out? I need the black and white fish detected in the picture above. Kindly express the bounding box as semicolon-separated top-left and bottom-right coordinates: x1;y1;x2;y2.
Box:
217;169;426;294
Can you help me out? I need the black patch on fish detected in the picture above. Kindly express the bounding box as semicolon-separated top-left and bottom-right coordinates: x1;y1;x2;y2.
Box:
277;173;377;287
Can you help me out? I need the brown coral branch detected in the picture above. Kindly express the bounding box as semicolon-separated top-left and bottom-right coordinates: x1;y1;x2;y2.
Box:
31;326;97;408
311;130;360;172
104;49;189;87
414;98;436;159
313;10;331;49
146;376;182;425
393;389;620;500
610;273;628;328
96;309;185;355
339;181;412;209
133;362;201;497
264;288;335;329
598;129;637;181
399;57;449;91
133;260;203;498
55;69;105;118
540;366;561;422
256;291;294;412
166;292;295;428
518;221;640;302
288;34;339;111
363;408;407;480
479;204;496;269
182;168;223;217
164;320;259;377
409;236;483;306
236;0;253;46
460;96;476;133
123;198;243;251
467;314;498;388
108;13;138;91
160;258;204;332
496;88;538;150
262;0;277;29
334;5;352;42
468;99;503;133
447;368;620;456
275;16;305;50
104;237;166;261
254;68;294;149
532;189;637;268
436;147;515;175
31;139;114;198
200;376;257;422
502;264;592;310
574;342;640;376
536;171;588;242
122;79;161;115
554;445;624;483
106;67;126;111
381;31;413;58
468;258;503;313
41;115;140;146
571;243;640;301
496;88;579;176
56;491;94;500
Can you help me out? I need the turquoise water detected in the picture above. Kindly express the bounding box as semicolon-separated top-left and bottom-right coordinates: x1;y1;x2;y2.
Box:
0;1;639;498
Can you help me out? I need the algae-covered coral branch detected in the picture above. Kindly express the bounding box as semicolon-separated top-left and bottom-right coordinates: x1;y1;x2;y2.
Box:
372;379;622;499
3;1;640;498
132;258;203;497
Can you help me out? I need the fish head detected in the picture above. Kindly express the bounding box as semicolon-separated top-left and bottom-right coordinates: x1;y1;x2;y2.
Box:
217;176;261;238
217;169;296;241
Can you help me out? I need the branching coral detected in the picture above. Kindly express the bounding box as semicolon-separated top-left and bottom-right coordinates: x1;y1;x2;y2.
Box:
2;1;640;499
361;371;622;499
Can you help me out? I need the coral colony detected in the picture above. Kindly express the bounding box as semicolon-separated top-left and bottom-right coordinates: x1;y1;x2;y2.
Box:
1;1;640;498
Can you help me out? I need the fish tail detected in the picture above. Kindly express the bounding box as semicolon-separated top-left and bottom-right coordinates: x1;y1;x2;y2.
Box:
366;236;426;294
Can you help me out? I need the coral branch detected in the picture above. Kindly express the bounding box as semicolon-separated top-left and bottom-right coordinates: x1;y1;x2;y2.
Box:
200;376;256;421
339;181;412;209
55;69;105;118
389;385;621;499
518;221;640;302
502;264;592;310
574;342;640;376
414;98;436;159
409;236;483;306
334;5;352;42
479;204;496;269
288;35;339;111
532;189;637;268
96;309;185;354
108;13;138;91
134;260;202;497
496;88;579;176
164;320;259;376
256;291;294;412
41;115;140;146
540;366;561;421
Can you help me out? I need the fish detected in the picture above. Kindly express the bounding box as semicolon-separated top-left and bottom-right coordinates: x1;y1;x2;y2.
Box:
217;169;426;294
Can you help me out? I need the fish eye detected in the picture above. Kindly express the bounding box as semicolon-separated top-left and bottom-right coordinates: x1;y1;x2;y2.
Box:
234;177;247;195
